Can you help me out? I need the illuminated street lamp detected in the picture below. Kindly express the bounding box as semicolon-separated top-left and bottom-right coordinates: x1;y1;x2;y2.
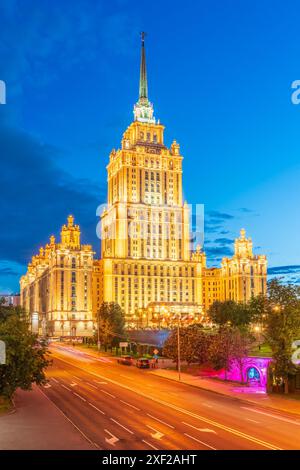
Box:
172;313;183;381
97;310;101;351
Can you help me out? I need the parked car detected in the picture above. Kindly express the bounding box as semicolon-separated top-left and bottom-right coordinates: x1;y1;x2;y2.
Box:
48;336;61;343
117;355;133;366
37;337;49;347
136;358;150;369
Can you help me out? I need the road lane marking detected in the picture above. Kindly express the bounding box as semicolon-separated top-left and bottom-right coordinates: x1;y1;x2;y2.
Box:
184;433;217;450
146;413;175;429
94;380;107;385
202;403;212;408
85;382;99;389
70;382;77;387
52;354;283;450
73;392;86;402
61;384;71;391
110;418;134;434
245;418;260;424
88;402;105;415
241;407;300;426
142;439;159;450
51;378;59;383
43;383;51;388
120;400;141;411
38;387;97;448
104;429;119;446
100;389;116;399
120;374;134;380
182;421;216;434
146;425;164;440
97;357;112;363
72;375;81;381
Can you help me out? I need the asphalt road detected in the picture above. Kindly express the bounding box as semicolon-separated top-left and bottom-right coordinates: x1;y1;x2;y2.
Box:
41;344;300;450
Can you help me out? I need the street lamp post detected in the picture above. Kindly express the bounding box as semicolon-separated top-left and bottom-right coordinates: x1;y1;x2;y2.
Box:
97;310;101;352
177;317;181;381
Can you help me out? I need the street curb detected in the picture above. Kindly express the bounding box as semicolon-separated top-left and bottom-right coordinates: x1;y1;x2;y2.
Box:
149;371;300;420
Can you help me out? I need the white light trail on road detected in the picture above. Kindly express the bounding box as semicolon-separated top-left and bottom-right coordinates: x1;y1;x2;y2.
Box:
146;413;175;429
245;418;260;424
142;439;159;450
72;375;82;381
184;433;217;450
88;402;105;415
241;407;300;426
61;384;71;392
182;421;216;434
110;418;134;434
100;389;116;399
120;400;141;411
85;382;99;389
73;392;86;402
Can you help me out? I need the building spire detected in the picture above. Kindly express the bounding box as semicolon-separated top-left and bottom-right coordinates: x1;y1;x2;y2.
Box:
139;32;148;101
133;32;155;124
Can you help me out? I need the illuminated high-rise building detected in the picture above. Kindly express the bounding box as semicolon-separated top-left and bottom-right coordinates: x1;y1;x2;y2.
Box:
99;33;205;324
202;229;267;311
20;216;94;337
20;36;268;334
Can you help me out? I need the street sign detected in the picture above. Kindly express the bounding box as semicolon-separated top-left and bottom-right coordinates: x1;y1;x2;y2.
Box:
0;340;6;364
120;342;128;348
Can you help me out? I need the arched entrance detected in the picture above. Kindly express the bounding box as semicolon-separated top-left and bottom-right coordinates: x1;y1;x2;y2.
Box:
247;366;261;386
71;326;77;338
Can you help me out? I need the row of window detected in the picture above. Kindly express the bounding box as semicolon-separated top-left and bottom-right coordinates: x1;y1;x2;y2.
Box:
113;264;195;277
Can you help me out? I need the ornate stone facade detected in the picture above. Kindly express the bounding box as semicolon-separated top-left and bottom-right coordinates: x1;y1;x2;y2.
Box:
20;216;94;337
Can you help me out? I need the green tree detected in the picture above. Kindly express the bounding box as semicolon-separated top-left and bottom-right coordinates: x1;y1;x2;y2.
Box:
208;300;252;327
248;280;300;393
208;326;236;380
231;327;256;383
163;325;211;365
97;302;126;349
0;306;50;399
264;280;300;393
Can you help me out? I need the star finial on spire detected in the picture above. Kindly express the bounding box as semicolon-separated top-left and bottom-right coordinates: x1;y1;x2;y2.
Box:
140;31;146;43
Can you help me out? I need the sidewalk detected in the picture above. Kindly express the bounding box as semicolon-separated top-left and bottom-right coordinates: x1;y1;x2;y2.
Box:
150;368;300;418
0;385;94;449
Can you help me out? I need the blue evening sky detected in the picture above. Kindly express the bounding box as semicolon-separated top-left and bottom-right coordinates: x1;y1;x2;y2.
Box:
0;0;300;292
